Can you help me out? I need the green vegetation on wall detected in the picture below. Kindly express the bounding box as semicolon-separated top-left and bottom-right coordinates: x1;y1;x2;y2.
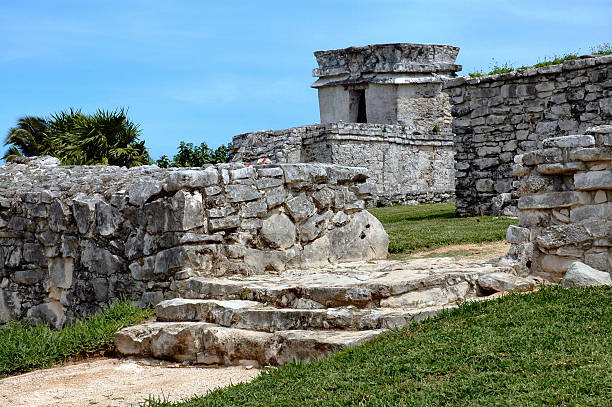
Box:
468;43;612;78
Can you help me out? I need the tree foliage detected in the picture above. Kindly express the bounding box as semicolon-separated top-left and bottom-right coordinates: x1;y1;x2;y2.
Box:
3;108;151;167
156;141;230;167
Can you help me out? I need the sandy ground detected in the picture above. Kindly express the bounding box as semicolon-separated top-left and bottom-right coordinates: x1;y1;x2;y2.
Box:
0;357;260;407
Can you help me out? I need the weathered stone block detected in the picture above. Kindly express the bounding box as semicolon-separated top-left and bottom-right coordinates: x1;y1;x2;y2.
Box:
506;225;530;244
574;171;612;190
285;194;316;221
518;191;587;210
561;261;611;287
48;257;73;289
261;214;296;249
225;185;262;203
166;168;219;191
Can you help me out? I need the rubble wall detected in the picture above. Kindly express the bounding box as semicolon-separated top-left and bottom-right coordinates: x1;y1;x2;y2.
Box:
504;125;612;282
231;122;455;206
0;157;388;327
445;55;612;217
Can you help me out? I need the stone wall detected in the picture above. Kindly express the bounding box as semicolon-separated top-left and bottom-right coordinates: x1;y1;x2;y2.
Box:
445;55;612;217
504;125;612;282
232;122;455;206
0;157;387;327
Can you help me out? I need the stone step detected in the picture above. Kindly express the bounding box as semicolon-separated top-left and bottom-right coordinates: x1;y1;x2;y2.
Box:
172;259;502;308
155;298;448;332
115;321;384;367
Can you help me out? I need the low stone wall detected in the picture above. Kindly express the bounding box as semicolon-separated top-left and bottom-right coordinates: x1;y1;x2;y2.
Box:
0;157;387;327
504;125;612;281
231;122;455;206
445;55;612;217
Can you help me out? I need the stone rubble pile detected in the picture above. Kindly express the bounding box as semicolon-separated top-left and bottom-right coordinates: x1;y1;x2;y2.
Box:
0;157;387;327
503;125;612;282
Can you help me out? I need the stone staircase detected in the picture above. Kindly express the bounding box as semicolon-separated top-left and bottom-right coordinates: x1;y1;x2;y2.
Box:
115;258;533;367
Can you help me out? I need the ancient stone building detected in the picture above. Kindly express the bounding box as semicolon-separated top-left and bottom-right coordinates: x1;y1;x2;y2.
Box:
232;43;461;206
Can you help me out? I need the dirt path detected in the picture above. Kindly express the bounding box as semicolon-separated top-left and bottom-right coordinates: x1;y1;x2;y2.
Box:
0;358;260;407
398;241;510;262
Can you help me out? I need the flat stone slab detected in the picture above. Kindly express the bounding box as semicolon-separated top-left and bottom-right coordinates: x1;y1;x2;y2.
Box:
174;258;509;308
155;298;447;331
115;322;385;367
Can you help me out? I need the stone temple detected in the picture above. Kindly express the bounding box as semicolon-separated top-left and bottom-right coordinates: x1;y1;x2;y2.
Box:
232;43;461;206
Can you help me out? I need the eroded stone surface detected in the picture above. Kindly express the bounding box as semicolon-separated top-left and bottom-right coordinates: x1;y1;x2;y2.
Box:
117;257;525;367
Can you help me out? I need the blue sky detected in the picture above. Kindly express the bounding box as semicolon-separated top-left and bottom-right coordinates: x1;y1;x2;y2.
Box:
1;0;610;161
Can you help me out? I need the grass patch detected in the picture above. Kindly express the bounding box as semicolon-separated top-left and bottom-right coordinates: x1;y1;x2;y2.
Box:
468;43;612;78
0;300;152;377
142;286;612;406
367;202;517;254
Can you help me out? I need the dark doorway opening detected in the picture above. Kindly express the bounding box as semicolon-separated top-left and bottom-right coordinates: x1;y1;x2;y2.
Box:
349;89;367;123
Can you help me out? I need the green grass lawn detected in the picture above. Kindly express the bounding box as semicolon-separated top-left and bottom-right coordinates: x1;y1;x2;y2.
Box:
142;286;612;407
0;300;152;377
368;202;517;254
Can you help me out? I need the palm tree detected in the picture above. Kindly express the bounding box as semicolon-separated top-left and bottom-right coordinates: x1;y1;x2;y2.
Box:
4;108;151;167
2;116;51;161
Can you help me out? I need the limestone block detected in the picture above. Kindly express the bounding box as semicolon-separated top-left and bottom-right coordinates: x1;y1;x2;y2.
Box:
518;191;587;210
96;200;122;237
574;171;612;190
81;243;122;275
242;200;267;218
561;261;611;287
48;257;73;289
265;187;286;209
477;272;535;293
326;211;388;262
380;282;470;308
72;195;103;234
166;168;218;191
542;135;595;148
171;190;205;231
540;254;577;276
128;181;163;206
129;256;156;280
92;278;109;301
261;214;296;249
208;216;240;232
506;225;530;244
285;194;316;221
475;179;494;192
570;203;611;223
584;250;608;271
230;166;255;181
243;247;299;273
48;199;69;233
299;210;333;242
12;269;45;285
225;185;262;203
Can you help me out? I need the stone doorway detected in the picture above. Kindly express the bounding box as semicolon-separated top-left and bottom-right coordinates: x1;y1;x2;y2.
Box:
349;89;368;123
